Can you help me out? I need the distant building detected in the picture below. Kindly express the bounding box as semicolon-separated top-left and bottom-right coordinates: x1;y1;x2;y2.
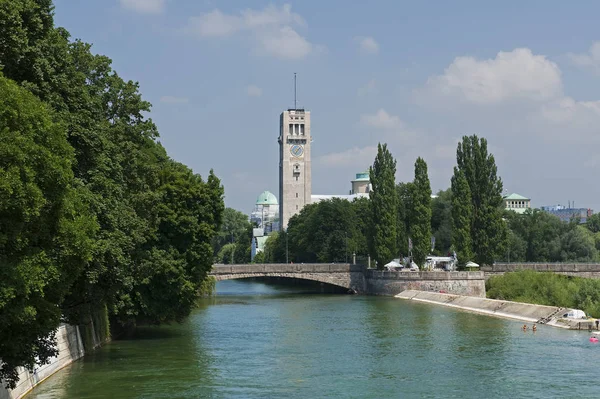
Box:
351;171;370;194
250;191;280;233
250;191;280;261
540;204;593;223
311;172;371;204
251;228;269;261
504;193;531;214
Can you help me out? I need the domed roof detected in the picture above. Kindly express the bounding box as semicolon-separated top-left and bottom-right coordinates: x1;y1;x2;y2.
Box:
256;191;278;205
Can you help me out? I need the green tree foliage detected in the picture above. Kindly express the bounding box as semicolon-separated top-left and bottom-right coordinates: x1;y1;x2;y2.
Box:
487;270;600;318
287;198;358;263
369;143;398;269
585;213;600;234
213;207;253;264
504;209;598;263
431;188;452;255
410;158;432;267
450;169;473;264
454;135;507;265
0;74;97;388
351;197;371;260
0;1;224;386
396;182;413;258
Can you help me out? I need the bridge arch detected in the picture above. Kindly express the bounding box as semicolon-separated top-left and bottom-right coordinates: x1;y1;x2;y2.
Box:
212;273;351;290
210;263;367;293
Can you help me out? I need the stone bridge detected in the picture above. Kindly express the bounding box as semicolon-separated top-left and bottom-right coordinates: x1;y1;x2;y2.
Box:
482;263;600;279
209;264;486;297
209;263;367;292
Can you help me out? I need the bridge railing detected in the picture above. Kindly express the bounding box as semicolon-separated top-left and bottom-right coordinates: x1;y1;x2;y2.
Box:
210;263;367;274
485;263;600;273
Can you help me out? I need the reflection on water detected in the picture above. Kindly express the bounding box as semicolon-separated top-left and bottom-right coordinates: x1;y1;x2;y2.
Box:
28;279;600;399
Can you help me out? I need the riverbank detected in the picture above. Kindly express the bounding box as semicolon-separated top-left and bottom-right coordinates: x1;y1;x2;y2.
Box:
0;317;109;399
395;290;588;329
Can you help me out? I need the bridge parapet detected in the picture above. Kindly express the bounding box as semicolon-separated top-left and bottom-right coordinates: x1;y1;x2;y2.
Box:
210;263;366;274
482;263;600;280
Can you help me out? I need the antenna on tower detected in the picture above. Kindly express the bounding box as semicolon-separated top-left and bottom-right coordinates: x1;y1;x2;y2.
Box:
294;72;297;110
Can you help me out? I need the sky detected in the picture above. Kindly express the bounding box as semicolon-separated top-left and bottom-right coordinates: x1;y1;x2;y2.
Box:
52;0;600;213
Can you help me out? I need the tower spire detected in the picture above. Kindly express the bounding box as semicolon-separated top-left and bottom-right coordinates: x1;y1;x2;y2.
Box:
294;72;297;110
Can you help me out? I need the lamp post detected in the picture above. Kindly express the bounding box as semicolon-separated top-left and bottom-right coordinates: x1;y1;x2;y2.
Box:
285;230;289;264
230;230;234;264
345;232;348;263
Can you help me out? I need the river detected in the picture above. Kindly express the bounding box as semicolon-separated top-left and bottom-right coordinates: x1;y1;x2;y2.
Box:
27;279;598;398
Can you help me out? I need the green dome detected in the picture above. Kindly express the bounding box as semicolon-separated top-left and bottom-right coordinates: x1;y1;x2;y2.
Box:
256;191;278;205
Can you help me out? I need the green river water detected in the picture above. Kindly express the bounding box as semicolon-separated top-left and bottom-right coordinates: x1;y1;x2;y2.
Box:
27;280;599;398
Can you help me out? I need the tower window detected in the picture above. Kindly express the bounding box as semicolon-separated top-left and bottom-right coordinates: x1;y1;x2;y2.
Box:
289;124;293;135
300;124;305;135
296;193;298;198
296;205;299;210
295;176;298;181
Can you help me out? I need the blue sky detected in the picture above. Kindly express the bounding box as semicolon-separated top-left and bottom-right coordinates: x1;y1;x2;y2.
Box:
53;0;600;213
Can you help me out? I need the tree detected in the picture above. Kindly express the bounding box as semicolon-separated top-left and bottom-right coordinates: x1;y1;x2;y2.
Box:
0;74;96;388
213;207;253;262
287;198;358;263
369;143;398;269
454;135;507;265
431;188;452;255
410;158;432;267
396;182;414;258
351;197;371;260
450;168;473;265
586;213;600;233
0;2;226;386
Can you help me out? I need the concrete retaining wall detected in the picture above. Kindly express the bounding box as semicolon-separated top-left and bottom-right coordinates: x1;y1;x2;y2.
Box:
0;324;85;399
396;290;570;326
365;271;486;297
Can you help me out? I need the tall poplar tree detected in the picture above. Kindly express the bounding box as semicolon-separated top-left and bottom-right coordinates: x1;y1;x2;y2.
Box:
453;135;507;265
410;158;432;267
369;143;398;269
450;168;473;264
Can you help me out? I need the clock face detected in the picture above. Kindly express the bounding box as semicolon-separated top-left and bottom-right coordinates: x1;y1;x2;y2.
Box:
290;144;304;158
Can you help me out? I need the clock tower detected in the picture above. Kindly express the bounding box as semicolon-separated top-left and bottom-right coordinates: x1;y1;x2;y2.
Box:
279;108;311;230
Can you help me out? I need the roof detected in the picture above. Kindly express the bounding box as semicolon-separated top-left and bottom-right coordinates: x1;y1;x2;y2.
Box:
504;193;529;200
352;172;370;182
256;191;278;205
311;193;369;203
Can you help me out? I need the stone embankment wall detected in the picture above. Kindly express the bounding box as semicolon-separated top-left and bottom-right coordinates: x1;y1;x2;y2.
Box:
396;290;572;327
0;317;107;399
0;325;84;399
365;271;486;297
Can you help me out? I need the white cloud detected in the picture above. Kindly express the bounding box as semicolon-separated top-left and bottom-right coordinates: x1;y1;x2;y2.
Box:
120;0;165;14
418;48;562;105
360;109;403;130
160;96;189;104
258;26;313;59
317;146;378;168
185;4;319;59
356;36;379;54
568;42;600;74
246;85;262;97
